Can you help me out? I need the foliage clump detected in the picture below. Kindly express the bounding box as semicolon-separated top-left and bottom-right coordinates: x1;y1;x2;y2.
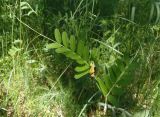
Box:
0;0;160;117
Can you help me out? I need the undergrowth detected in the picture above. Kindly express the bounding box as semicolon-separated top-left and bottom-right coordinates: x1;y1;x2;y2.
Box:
0;0;160;117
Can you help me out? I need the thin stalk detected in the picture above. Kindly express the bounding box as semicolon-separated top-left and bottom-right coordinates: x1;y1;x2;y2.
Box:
16;17;54;42
78;91;99;117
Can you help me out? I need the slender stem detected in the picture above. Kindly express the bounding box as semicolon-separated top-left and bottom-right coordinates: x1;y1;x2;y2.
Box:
16;17;54;42
78;91;99;117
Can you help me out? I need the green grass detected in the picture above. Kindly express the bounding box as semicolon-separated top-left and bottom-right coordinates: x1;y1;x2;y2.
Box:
0;0;160;117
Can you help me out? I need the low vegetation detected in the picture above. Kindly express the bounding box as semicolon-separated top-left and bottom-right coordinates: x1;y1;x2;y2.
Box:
0;0;160;117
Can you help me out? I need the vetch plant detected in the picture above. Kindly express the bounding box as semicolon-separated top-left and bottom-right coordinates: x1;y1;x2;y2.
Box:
46;29;137;111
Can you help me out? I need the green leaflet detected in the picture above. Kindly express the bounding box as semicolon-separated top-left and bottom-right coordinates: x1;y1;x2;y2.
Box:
74;70;89;79
75;64;90;72
76;59;87;65
55;47;70;53
54;28;62;43
70;35;76;51
62;31;69;47
65;52;81;60
46;43;61;49
96;77;108;96
65;52;87;64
